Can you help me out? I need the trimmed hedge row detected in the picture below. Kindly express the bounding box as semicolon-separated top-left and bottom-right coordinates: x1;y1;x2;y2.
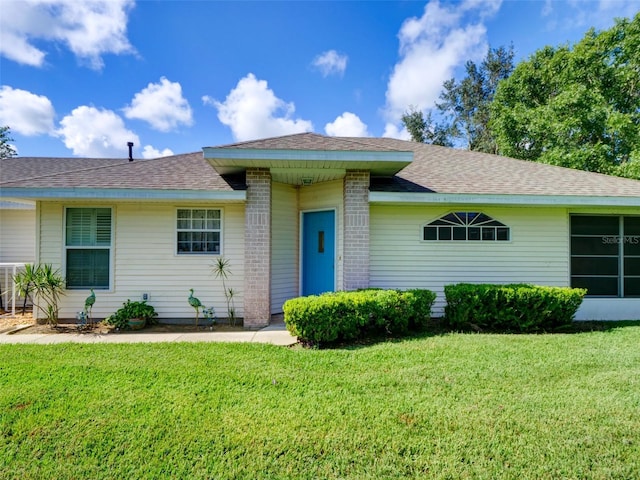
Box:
444;283;586;332
283;289;436;344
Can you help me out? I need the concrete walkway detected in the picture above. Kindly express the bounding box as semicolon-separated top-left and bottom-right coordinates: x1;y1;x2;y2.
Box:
0;322;297;346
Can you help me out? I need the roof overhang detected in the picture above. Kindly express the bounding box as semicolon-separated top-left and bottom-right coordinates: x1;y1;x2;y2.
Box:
369;192;640;207
0;188;247;202
0;199;36;209
203;148;413;185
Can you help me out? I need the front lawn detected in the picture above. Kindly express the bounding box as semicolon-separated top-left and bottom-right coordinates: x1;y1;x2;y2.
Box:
1;325;639;479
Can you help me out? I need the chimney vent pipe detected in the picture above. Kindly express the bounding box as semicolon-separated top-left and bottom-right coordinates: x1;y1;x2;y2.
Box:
127;142;134;161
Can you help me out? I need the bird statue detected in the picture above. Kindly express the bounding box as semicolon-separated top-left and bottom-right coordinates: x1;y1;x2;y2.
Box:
84;288;96;326
188;288;202;328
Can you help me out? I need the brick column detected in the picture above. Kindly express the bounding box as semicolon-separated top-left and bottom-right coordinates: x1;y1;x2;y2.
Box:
243;168;271;328
343;170;370;291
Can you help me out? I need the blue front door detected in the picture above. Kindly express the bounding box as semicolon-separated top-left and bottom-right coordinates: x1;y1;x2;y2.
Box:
302;210;335;296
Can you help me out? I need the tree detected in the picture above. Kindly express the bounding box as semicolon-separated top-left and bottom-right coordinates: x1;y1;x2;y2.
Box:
490;14;640;178
437;45;514;153
0;126;17;158
401;106;453;147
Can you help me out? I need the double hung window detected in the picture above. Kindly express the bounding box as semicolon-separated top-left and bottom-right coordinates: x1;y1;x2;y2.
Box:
177;209;221;254
65;207;112;289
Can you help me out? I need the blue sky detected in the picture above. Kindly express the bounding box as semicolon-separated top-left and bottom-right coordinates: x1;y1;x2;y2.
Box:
1;0;638;158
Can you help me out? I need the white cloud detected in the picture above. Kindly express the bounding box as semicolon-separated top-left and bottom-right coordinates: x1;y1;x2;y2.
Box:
211;73;313;141
383;123;411;140
141;145;174;159
325;112;369;137
0;86;56;136
384;0;501;128
541;0;638;30
57;106;139;157
0;0;135;69
123;77;193;132
312;50;348;77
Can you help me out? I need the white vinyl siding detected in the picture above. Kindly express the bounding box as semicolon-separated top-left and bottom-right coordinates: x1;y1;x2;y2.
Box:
38;201;245;321
271;182;298;314
0;208;35;263
299;179;343;290
370;205;569;316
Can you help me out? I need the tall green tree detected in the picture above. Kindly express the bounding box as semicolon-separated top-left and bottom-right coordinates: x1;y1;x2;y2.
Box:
490;14;640;178
401;46;514;152
0;126;17;158
437;45;514;153
401;106;452;147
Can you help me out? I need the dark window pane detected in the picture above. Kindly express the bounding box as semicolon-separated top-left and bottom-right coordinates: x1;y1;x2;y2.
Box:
453;227;466;240
571;236;619;256
572;257;618;276
624;257;640;276
482;228;495;241
455;212;468;223
439;226;452;240
475;213;491;224
624;277;640;297
624;217;640;235
623;235;640;255
67;249;109;289
467;212;480;223
177;230;220;254
441;213;461;224
468;227;480;240
497;228;510;241
571;215;619;235
571;276;618;296
424;227;437;241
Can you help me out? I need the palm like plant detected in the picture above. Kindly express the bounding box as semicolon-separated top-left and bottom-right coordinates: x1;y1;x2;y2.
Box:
13;264;65;325
12;263;38;315
211;257;237;326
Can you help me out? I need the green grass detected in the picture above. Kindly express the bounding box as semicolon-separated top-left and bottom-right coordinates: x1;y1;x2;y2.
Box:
1;325;640;479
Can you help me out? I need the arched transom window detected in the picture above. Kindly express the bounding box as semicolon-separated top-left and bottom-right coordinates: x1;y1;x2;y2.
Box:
423;212;510;241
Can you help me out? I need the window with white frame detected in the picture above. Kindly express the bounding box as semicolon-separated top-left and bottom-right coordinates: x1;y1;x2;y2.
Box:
570;215;640;297
65;207;112;289
423;212;510;241
177;208;221;254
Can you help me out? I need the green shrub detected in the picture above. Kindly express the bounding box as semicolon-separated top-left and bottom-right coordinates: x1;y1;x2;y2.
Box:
283;289;436;344
443;283;586;332
104;300;158;330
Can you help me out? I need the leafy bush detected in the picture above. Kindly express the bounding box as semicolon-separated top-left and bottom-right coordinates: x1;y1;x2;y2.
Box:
105;300;158;330
283;289;436;345
443;283;586;332
13;263;65;325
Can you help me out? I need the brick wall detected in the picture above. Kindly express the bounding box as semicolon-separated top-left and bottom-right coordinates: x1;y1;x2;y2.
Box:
343;170;370;290
243;168;271;328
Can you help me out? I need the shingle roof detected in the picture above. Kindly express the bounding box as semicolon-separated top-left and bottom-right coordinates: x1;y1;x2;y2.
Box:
0;157;129;183
214;133;640;197
210;132;403;152
2;134;640;198
0;153;244;191
356;138;640;197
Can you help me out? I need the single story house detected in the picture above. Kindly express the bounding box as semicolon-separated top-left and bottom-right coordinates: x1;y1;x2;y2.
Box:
1;133;639;326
